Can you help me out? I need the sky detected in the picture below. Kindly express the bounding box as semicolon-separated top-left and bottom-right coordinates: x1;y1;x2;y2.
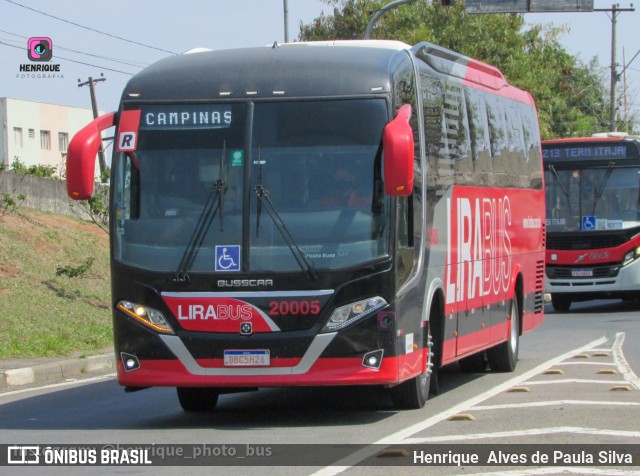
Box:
1;0;638;120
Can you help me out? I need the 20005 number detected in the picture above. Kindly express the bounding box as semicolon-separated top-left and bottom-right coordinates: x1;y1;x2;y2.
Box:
269;300;321;316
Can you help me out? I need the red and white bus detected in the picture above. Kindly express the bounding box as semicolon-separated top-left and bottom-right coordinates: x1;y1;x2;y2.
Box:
543;134;640;311
67;40;545;411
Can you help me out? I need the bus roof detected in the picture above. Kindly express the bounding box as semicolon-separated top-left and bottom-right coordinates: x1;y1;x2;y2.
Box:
543;134;640;145
121;41;411;102
120;40;530;104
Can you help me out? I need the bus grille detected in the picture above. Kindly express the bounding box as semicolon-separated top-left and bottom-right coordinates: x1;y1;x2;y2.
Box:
546;264;621;279
547;228;640;251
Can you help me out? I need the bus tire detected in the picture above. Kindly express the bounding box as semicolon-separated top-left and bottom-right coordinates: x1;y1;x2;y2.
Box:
390;318;437;409
177;387;220;412
390;371;429;410
551;294;571;312
487;298;520;372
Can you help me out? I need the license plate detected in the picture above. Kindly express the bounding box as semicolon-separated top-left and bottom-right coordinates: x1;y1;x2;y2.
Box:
572;269;593;277
224;350;270;367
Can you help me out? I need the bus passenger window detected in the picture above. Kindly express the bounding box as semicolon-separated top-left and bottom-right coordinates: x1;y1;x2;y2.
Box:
115;153;139;225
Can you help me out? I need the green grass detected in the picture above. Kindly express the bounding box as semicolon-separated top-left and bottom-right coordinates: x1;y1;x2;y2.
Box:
0;208;113;359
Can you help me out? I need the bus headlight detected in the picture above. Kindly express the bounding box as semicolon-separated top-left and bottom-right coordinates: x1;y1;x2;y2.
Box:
322;297;387;332
622;247;640;266
117;300;174;334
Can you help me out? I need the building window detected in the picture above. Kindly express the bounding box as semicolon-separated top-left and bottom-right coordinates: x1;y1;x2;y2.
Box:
14;127;23;147
58;132;69;153
28;129;35;139
40;130;51;150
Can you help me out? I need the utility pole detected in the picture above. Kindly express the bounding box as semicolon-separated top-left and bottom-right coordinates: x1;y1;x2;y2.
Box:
609;4;619;131
594;4;634;132
619;47;640;132
623;48;628;131
283;0;289;43
78;74;107;182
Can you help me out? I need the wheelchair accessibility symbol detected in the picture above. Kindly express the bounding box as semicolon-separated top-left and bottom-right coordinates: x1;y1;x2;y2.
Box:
582;215;596;231
215;245;240;272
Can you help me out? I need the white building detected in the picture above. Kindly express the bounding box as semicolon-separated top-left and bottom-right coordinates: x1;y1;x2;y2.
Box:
0;97;103;175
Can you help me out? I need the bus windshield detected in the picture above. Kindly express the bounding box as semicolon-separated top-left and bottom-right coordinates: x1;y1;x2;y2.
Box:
545;165;640;232
112;99;390;274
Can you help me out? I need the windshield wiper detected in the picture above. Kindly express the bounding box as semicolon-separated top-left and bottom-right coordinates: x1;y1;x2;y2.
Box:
591;161;614;215
173;142;227;284
548;164;571;200
253;153;316;281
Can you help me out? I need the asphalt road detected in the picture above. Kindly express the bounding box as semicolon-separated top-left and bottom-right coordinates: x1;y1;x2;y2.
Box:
1;299;638;475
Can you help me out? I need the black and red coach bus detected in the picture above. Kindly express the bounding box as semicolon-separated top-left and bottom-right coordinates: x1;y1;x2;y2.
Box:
67;40;545;411
543;134;640;311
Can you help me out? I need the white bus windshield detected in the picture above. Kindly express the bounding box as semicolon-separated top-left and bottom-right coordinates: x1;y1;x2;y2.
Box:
112;99;390;274
545;165;640;232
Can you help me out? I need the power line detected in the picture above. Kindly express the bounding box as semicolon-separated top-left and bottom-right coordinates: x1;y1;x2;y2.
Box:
3;0;180;55
620;49;640;76
0;40;135;75
0;28;148;69
54;53;135;76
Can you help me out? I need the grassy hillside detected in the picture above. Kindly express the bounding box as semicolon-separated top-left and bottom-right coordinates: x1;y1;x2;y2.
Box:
0;208;112;359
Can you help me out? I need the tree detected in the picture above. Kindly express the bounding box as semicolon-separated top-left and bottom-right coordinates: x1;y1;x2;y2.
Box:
69;186;109;234
298;1;620;138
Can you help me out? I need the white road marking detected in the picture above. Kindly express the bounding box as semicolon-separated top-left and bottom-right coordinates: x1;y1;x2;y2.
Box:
310;336;609;476
403;426;640;443
524;379;627;385
472;400;640;411
555;362;617;366
613;332;640;390
0;373;116;400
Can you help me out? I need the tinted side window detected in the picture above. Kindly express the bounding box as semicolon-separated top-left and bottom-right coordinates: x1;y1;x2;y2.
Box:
393;63;421;286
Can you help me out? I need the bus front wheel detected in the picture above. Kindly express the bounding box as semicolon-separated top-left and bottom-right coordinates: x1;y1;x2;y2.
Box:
390;371;429;410
551;294;571;312
389;321;438;409
177;387;220;412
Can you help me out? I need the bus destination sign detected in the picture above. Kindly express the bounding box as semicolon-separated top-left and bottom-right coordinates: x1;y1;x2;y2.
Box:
543;143;638;161
140;105;232;130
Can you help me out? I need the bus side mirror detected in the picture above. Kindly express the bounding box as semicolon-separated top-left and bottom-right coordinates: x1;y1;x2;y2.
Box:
383;104;414;196
66;112;116;200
